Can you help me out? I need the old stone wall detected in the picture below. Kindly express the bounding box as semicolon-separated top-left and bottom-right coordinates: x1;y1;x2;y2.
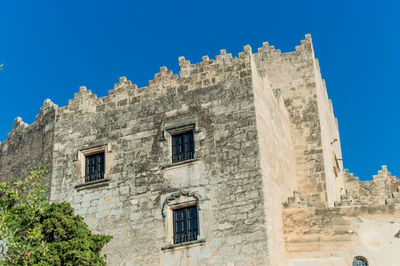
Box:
49;46;277;265
339;166;399;206
283;205;400;266
0;99;56;190
313;59;345;206
255;35;343;207
251;50;297;265
1;34;397;266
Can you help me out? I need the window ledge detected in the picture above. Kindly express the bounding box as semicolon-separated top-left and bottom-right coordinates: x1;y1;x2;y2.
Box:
75;178;110;191
161;239;205;251
162;159;199;170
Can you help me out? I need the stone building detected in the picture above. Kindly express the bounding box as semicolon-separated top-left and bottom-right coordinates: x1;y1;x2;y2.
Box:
1;34;399;266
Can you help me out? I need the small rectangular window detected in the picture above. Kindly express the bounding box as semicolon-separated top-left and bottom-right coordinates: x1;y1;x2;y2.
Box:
173;205;198;244
172;131;194;163
85;153;105;182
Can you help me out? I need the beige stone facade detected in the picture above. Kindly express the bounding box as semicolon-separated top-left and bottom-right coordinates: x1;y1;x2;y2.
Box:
1;34;399;265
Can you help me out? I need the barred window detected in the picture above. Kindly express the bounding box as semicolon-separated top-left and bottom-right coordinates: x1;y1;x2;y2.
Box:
85;153;105;182
172;131;194;163
173;206;198;244
353;257;368;266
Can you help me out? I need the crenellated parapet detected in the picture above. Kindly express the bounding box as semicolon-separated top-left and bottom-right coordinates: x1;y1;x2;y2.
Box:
373;165;397;181
55;44;258;122
2;34;319;146
295;34;313;53
254;41;281;61
109;76;138;96
336;166;400;207
36;98;58;122
67;86;98;111
0;99;57;182
150;66;178;87
53;35;320;123
0;117;28;146
56;86;98;120
11;116;28;132
215;49;233;65
1;99;57;147
178;45;251;81
254;34;313;69
1;34;323;161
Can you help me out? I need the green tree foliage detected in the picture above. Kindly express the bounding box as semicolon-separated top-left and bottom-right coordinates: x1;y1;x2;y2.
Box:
0;167;112;265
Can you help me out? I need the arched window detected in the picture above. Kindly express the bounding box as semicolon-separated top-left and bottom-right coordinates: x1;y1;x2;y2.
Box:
353;256;368;266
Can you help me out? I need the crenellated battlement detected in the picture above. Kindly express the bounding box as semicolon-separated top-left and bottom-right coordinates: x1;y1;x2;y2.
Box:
0;33;317;144
336;166;400;206
0;34;323;176
109;76;138;96
0;99;57;147
149;66;179;87
254;33;313;65
53;35;315;122
178;47;244;78
68;86;97;109
0;98;56;183
54;43;260;121
256;41;281;57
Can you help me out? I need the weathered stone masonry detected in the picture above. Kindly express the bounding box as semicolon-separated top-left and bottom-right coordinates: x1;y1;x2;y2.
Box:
1;34;399;265
0;99;56;189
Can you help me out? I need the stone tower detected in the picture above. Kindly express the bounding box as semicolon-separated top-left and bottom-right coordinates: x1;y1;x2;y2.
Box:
1;35;399;265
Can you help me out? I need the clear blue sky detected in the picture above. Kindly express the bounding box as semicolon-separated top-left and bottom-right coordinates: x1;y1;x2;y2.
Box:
0;1;399;180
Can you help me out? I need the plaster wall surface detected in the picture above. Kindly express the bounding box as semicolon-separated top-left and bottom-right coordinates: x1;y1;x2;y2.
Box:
284;205;400;266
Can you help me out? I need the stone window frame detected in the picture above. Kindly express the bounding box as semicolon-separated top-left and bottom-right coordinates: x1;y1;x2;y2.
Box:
74;143;113;191
161;191;205;251
85;152;105;182
172;204;198;244
170;126;195;163
162;117;201;167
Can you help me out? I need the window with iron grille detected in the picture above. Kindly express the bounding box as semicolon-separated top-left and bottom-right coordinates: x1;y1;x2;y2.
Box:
85;153;105;182
353;257;368;266
173;205;198;244
172;131;194;163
